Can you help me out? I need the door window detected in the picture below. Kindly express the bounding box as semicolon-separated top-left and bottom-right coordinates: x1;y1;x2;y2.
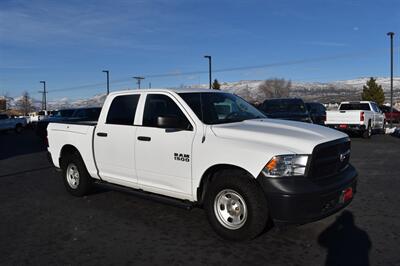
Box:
142;94;191;129
370;103;380;113
106;95;140;125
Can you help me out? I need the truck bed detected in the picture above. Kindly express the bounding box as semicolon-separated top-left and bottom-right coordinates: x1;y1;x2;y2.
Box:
47;122;99;179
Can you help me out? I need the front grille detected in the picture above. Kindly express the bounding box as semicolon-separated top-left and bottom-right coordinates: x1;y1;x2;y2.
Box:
308;138;351;179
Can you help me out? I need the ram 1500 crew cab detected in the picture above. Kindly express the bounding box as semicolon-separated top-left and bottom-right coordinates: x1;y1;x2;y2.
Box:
47;89;357;240
325;101;385;138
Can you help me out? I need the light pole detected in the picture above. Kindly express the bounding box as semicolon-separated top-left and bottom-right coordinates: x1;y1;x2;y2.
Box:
387;32;394;128
39;81;47;110
133;76;145;89
102;70;110;94
204;55;212;89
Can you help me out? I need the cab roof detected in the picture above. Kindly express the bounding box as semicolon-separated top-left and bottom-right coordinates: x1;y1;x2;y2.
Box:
108;87;224;96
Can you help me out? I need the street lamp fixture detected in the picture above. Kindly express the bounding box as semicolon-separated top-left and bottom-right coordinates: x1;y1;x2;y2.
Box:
102;70;110;94
387;32;395;128
39;81;47;110
204;55;212;89
133;76;145;89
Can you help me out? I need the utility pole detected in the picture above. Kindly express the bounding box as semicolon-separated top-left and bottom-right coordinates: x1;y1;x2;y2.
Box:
204;55;212;89
149;82;152;89
387;32;394;128
133;76;145;89
102;70;110;94
39;81;47;110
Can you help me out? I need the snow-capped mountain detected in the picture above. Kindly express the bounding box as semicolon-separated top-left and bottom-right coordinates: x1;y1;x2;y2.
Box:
2;77;400;111
188;77;400;103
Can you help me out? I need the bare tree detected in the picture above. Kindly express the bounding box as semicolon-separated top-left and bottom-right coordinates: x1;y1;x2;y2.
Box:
257;78;291;100
2;91;13;110
16;91;33;115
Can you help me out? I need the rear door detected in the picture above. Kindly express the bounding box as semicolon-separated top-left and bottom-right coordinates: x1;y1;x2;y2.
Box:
135;92;195;199
94;94;141;186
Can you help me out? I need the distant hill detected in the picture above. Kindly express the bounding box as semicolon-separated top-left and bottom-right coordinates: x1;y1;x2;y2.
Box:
188;77;400;103
2;77;399;110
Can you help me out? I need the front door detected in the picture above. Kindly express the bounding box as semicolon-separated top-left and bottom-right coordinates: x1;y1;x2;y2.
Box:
135;93;195;199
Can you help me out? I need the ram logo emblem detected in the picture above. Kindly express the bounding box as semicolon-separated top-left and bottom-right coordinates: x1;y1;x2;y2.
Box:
174;153;190;162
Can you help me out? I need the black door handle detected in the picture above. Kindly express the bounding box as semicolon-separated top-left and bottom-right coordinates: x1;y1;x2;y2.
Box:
97;132;108;137
137;136;151;141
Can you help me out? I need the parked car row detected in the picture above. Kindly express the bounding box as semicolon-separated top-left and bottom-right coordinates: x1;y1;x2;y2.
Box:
36;107;102;139
0;113;27;133
255;97;389;139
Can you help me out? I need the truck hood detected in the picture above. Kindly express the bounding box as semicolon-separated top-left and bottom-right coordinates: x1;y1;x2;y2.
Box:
210;118;348;154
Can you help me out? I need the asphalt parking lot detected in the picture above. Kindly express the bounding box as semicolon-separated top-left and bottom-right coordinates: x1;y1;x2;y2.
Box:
1;130;399;266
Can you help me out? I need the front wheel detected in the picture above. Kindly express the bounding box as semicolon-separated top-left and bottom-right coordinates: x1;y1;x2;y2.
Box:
61;152;92;196
204;170;269;241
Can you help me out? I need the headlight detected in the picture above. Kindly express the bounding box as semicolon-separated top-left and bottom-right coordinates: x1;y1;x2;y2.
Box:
262;155;309;177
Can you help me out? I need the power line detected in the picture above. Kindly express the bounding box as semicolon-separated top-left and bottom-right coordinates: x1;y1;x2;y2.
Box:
45;48;392;94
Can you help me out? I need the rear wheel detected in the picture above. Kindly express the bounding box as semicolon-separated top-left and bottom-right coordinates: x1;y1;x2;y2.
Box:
204;170;269;241
15;124;23;134
61;152;92;196
362;124;372;138
381;120;386;134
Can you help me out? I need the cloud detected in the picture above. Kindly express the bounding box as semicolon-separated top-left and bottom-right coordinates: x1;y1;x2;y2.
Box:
303;41;348;47
0;0;172;50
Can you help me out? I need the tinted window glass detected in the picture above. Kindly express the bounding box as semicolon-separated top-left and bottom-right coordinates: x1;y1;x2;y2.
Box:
143;94;189;128
57;109;75;117
261;99;307;114
106;95;140;125
307;103;326;114
86;108;102;120
0;114;8;120
339;103;371;111
380;105;390;112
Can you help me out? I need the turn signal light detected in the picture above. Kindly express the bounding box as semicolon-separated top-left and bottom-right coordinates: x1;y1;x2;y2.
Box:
265;157;277;171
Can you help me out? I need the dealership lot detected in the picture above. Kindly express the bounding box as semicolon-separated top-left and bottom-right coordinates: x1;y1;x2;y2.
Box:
0;131;399;265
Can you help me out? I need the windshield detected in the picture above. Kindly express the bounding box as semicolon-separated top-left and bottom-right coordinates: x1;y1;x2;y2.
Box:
261;99;307;114
179;92;266;124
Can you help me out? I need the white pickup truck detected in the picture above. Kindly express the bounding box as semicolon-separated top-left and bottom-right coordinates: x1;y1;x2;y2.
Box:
0;114;27;133
47;89;357;240
325;101;385;138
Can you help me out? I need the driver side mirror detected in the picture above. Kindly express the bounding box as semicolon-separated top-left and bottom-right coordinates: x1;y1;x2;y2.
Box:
157;116;192;131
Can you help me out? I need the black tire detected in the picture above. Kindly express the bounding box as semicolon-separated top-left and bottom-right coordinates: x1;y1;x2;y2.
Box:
362;123;372;138
15;124;23;134
381;120;386;134
61;152;92;197
204;169;269;241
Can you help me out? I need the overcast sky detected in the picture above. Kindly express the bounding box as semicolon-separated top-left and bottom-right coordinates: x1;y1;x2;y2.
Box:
1;0;399;100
